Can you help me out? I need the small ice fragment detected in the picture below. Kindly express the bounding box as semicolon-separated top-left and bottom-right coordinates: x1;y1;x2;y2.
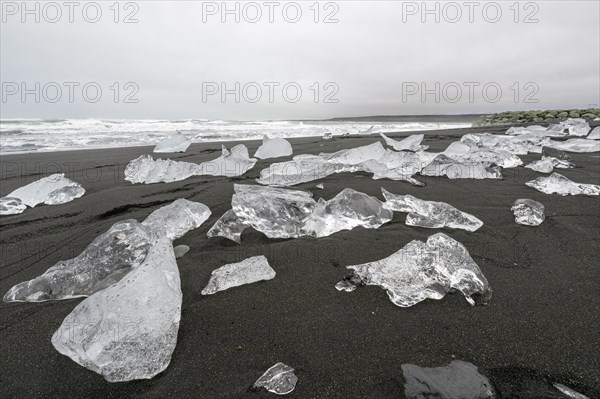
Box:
315;183;324;189
207;209;250;244
345;233;491;307
254;136;293;159
526;173;600;196
323;132;333;140
201;255;275;295
141;198;211;241
402;360;494;399
197;144;257;177
335;274;362;292
44;185;85;205
51;238;182;383
3;173;85;208
542;146;572;161
153;131;191;153
587;126;600;140
301;188;393;238
0;197;27;215
547;139;600;153
563;118;590;137
380;133;428;152
554;383;590;399
359;125;375;135
525;157;574;173
174;245;190;258
382;188;483;232
421;155;502;180
253;362;298;395
511;199;545;226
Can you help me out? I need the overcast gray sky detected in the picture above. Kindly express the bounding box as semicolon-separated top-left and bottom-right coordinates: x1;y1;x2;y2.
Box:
1;0;599;120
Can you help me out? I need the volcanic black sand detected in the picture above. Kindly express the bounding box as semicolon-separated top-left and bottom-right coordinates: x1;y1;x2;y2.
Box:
1;126;599;398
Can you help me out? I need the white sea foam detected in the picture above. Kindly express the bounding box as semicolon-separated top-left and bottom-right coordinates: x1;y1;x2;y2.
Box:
0;119;471;154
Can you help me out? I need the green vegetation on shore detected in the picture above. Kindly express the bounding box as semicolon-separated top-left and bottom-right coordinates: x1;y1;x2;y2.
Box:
474;108;600;127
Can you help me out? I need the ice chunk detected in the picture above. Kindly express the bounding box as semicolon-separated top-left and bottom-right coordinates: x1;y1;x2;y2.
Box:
2;173;84;209
0;197;27;215
207;209;250;244
253;362;298;395
456;147;523;168
335;274;362;292
542;146;572;161
443;142;470;156
554;383;590;399
208;185;393;242
382;188;483;232
587;126;600;140
344;233;491;307
526;173;600;196
125;145;257;184
462;133;547;155
421;154;503;180
563;118;590;137
315;183;324;189
201;255;275;295
4;220;152;302
323;132;333;140
511;199;544;226
4;200;210;302
525;157;575;173
153;131;191;153
141;198;211;241
302;188;393;237
359;125;375;135
380;133;428;152
359;149;432;185
124;155;199;184
402;360;494;399
254;136;293;159
51;238;182;383
44;185;85;205
547;139;600;153
320;142;387;165
256;155;342;187
174;245;190;258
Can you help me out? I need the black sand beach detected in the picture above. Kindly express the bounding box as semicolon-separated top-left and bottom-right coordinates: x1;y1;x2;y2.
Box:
1;126;599;398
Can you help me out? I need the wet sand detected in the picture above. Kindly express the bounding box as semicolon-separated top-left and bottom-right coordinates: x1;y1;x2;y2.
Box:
1;126;599;398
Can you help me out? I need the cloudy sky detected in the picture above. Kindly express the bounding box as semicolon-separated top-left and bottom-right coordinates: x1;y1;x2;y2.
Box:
1;0;599;120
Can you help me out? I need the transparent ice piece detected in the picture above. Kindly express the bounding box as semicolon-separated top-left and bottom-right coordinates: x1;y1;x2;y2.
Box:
174;245;190;258
402;360;494;399
302;188;393;238
44;185;86;205
254;136;293;159
320;142;387;165
563;118;590;137
253;362;298;395
141;198;211;241
421;155;503;180
542;146;572;161
3;173;85;208
382;188;483;231
526;173;600;196
380;133;428;151
153;131;191;153
512;199;545;226
197;144;257;177
207;209;250;244
587;126;600;140
201;255;276;295
315;183;324;189
0;197;27;215
51;238;182;383
547;138;600;153
344;233;491;307
554;383;590;399
4;220;152;302
525;157;575;173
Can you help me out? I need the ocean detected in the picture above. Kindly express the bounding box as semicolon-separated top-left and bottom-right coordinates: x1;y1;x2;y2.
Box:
0;118;473;154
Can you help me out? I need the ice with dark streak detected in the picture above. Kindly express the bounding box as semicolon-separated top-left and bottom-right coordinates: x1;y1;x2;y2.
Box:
153;131;191;153
201;255;276;295
340;233;491;307
402;360;494;399
511;199;545;226
253;362;298;395
382;188;483;231
0;173;85;215
3;199;210;302
51;238;182;383
526;173;600;196
421;154;503;180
